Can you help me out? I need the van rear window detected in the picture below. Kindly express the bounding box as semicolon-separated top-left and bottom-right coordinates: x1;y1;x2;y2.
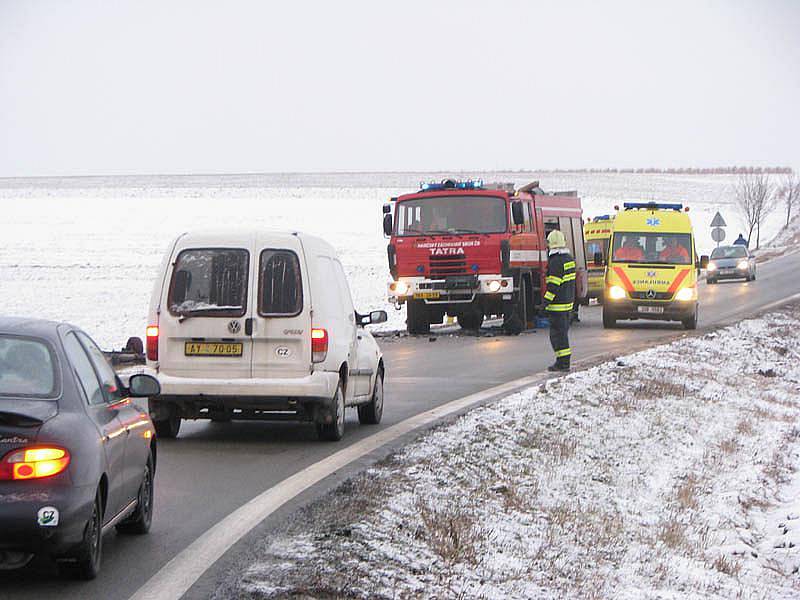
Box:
0;335;57;398
169;248;249;317
259;249;303;316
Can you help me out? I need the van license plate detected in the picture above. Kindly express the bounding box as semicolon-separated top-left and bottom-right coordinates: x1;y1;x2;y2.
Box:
637;306;664;314
414;292;440;300
185;342;243;357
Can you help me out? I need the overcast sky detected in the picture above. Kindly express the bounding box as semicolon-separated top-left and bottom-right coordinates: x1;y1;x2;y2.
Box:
1;0;798;177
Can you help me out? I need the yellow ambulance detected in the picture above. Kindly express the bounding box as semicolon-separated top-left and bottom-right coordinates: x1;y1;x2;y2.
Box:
602;202;708;330
583;215;614;303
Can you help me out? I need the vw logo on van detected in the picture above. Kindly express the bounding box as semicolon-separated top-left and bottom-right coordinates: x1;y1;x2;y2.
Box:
646;289;656;299
228;320;241;334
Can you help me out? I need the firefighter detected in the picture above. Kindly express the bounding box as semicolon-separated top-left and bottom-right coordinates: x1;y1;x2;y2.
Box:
543;229;576;372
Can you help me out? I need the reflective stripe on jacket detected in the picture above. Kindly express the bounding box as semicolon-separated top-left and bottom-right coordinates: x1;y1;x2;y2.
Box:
544;250;576;312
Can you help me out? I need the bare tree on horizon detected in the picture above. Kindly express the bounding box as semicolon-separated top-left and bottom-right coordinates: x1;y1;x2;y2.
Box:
735;173;776;249
778;173;799;230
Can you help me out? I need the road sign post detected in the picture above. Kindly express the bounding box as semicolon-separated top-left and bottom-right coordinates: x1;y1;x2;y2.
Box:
711;212;727;247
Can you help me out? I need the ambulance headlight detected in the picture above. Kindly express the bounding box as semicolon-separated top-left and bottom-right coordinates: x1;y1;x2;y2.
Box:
706;262;717;271
737;260;749;270
675;286;696;301
389;281;410;296
487;280;502;293
608;285;626;300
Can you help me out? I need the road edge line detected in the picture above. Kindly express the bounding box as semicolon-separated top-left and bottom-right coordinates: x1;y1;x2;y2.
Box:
128;372;550;600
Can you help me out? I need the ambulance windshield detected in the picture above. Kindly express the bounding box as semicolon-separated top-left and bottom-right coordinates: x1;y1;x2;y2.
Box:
395;195;507;236
611;232;693;265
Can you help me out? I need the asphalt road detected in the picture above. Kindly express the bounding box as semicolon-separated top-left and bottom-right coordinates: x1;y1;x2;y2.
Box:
2;251;799;600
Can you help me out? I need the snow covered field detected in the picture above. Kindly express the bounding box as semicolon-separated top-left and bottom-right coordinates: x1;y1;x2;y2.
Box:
229;305;800;600
0;172;787;347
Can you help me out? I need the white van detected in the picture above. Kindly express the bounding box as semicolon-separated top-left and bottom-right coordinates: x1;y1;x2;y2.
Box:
143;229;387;441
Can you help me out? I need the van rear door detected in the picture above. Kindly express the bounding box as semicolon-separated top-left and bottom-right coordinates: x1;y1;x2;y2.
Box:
158;243;254;379
250;235;312;379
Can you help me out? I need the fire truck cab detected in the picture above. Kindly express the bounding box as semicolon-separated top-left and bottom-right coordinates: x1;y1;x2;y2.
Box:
384;179;588;334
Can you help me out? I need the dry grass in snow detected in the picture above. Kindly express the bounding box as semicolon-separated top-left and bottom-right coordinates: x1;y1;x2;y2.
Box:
227;305;800;600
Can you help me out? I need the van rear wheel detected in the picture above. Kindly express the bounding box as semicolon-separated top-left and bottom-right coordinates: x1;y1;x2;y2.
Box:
153;410;181;439
316;383;345;441
358;372;383;425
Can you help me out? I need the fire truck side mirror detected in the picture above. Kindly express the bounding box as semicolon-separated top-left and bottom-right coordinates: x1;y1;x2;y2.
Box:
382;203;391;214
511;201;525;226
594;252;605;267
383;214;393;237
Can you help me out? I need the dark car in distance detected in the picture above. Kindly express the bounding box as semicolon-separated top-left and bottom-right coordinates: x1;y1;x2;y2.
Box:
0;317;160;579
706;245;757;283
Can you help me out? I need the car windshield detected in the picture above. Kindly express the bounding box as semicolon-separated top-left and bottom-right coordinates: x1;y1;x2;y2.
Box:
168;248;249;317
611;232;693;265
395;195;507;236
711;246;746;259
0;335;57;398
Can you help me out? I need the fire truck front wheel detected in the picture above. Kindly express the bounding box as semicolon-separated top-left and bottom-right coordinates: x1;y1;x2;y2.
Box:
457;311;484;331
406;300;430;335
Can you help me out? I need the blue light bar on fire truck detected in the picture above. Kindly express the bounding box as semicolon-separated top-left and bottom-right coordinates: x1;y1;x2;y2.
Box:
419;179;484;191
623;202;684;211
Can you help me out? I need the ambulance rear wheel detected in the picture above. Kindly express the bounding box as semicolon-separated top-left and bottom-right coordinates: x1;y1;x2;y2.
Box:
407;300;430;335
602;309;617;329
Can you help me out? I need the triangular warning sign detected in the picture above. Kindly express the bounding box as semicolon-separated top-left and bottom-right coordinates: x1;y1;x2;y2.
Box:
710;212;727;227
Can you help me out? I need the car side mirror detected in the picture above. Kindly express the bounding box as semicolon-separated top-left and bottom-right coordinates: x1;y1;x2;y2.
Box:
128;373;161;397
700;255;709;269
593;252;605;267
383;214;393;237
511;201;525;226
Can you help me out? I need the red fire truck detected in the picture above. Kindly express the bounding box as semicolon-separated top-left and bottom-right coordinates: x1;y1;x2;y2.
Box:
383;179;588;334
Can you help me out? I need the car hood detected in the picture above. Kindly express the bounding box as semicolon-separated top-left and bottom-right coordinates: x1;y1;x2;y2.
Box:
711;258;745;267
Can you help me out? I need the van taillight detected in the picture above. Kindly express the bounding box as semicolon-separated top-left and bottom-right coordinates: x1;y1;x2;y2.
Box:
146;325;159;361
311;328;328;363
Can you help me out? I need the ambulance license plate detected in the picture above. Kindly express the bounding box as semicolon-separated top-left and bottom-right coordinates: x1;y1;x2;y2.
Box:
414;292;440;300
185;342;243;357
637;306;664;314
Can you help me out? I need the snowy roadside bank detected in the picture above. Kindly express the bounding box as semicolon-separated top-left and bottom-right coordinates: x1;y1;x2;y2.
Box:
224;305;800;600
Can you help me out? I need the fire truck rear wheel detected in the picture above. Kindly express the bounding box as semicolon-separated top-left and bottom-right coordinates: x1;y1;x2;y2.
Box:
457;312;484;331
406;300;430;335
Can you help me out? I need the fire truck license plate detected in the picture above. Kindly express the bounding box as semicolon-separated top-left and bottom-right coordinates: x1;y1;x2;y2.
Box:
185;342;243;357
637;306;664;314
414;292;440;300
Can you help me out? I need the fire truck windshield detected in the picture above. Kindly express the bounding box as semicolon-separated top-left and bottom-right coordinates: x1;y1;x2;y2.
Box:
395;195;507;236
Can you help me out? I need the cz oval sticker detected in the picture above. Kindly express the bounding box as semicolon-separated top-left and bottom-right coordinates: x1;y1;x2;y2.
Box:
275;346;292;358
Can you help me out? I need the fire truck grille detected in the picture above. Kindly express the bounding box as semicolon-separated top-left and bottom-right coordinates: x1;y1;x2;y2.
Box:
429;255;469;278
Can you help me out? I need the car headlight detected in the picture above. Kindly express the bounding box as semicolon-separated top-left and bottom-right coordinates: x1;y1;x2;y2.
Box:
675;286;696;301
707;262;717;271
389;281;410;295
487;280;502;293
737;260;749;270
608;285;626;300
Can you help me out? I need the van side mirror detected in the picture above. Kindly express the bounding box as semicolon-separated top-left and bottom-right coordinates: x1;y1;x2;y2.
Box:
593;252;605;267
511;201;525;226
383;214;393;237
128;373;161;397
699;255;709;269
358;310;388;326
